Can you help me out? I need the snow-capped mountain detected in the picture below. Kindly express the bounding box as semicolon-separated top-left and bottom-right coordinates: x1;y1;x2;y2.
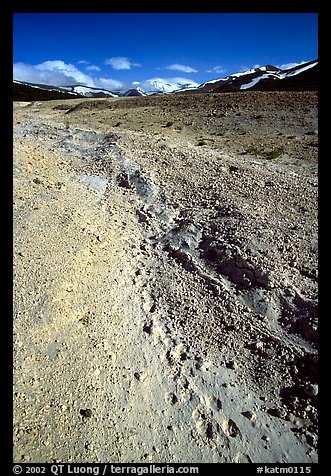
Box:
13;79;75;94
62;85;119;97
138;78;199;94
13;77;200;98
194;60;318;93
13;59;318;101
13;80;120;98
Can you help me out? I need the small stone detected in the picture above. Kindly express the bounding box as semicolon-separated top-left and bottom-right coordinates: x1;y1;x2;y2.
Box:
143;323;152;335
134;372;141;381
227;419;240;437
304;384;318;397
242;411;254;420
80;408;93;418
267;407;287;419
226;360;237;370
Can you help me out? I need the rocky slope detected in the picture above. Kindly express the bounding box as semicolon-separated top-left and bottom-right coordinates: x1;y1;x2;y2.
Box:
13;91;318;464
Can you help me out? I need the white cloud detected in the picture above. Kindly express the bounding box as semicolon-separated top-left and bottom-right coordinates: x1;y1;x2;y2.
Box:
86;65;101;71
104;57;141;70
13;60;123;90
14;61;81;86
165;64;198;73
34;60;93;84
96;77;124;90
77;60;90;65
206;65;226;74
277;61;306;70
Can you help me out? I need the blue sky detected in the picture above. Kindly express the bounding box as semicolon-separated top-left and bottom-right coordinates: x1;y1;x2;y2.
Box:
13;13;318;91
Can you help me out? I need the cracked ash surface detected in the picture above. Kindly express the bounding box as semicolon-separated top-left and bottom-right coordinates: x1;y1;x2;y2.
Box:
13;91;318;463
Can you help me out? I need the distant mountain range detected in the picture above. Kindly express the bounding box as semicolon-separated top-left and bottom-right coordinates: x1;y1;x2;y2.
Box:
13;78;198;99
13;59;317;101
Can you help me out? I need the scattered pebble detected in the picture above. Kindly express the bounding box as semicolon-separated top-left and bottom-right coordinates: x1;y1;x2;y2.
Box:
80;408;93;418
13;91;318;463
134;372;141;381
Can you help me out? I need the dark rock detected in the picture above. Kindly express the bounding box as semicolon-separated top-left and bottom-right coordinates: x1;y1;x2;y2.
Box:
267;408;286;419
206;421;213;439
226;360;237;370
117;173;132;189
242;410;254;420
143;323;152;335
227;419;240;437
303;384;318;397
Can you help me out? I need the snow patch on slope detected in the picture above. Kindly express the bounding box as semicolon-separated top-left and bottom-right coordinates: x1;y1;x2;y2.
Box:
240;74;279;90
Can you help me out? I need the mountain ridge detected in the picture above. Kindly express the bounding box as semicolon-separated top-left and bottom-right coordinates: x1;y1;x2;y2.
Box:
13;59;318;101
188;59;318;94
